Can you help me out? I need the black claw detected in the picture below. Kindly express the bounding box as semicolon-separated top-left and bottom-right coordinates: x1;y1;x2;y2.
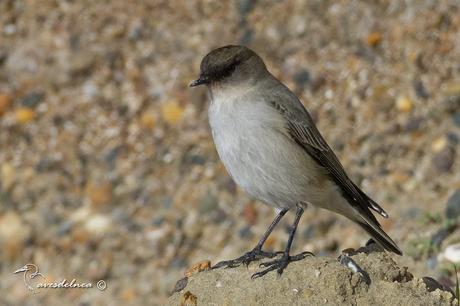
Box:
252;265;278;279
212;261;229;269
251;251;313;278
212;248;281;270
292;251;315;260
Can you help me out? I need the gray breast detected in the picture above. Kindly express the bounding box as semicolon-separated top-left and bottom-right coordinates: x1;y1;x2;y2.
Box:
208;93;326;209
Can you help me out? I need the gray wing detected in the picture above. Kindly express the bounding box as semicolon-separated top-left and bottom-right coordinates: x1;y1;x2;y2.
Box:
269;97;388;220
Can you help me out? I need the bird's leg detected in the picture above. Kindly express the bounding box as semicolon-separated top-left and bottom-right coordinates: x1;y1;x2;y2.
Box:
252;204;313;278
213;208;288;269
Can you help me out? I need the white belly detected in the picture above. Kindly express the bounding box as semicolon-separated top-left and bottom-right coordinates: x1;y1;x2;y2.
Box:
208;91;332;210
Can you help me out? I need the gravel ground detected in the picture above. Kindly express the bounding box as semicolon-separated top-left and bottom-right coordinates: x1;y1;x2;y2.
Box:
0;0;459;305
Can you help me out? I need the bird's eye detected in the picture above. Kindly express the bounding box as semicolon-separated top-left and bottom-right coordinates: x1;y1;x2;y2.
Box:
214;60;240;80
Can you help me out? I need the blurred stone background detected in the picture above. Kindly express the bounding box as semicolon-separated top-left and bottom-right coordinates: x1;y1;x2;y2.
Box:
0;0;459;305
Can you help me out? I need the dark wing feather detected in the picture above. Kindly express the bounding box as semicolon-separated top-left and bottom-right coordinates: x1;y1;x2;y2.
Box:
269;100;388;220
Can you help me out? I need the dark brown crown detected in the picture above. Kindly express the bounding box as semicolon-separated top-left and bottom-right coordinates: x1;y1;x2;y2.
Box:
199;45;257;82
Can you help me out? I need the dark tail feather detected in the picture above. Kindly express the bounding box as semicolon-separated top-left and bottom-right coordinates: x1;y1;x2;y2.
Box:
352;181;388;218
357;221;402;255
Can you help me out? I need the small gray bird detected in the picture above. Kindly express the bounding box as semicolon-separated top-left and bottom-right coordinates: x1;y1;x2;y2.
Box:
190;45;402;278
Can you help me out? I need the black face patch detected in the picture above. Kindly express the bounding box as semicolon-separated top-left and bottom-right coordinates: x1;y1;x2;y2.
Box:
199;45;254;82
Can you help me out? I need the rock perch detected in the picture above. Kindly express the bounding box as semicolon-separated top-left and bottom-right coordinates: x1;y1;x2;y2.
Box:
169;247;457;306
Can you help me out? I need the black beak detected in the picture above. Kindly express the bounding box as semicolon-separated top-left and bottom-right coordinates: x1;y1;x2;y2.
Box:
189;75;209;87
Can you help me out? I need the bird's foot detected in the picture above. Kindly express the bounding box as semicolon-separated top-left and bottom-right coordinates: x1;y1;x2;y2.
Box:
251;251;314;279
213;248;282;269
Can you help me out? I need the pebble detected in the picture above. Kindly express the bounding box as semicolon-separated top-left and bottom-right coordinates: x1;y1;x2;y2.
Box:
14;107;35;124
84;214;112;235
446;95;460;113
173;277;188;293
209;208;227;224
302;288;314;298
444;82;460;96
20;91;45;107
199;192;218;214
238;225;253;238
82;81;99;99
446;132;459;145
0;212;30;243
146;227;168;244
0;212;31;258
4;24;16;35
57;236;73;252
152;216;165;226
86;182;113;207
310;75;326;92
422;276;448;293
404;116;422;132
128;19;144;41
1;163;16;190
445;189;460;219
431;137;448;153
314;269;321;277
162;101;184;125
71;206;92;223
442;243;460;263
140;111;157;129
57;221;74;236
413;80;429;100
366;32;382;47
431;146;455;172
355;44;376;62
180;291;197;306
293;69;311;89
396;95;413;113
184;260;211;277
67;52;95;77
120;288;137;303
183;154;206;166
0;93;12;116
242;202;258;224
104;146;122;167
35;158;58;172
86;256;112;280
342;248;357;256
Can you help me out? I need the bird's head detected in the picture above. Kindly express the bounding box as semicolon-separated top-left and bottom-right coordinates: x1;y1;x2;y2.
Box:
14;265;30;274
190;45;267;88
14;264;38;274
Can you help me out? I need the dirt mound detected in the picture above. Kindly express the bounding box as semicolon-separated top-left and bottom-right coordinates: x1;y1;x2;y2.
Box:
169;247;457;306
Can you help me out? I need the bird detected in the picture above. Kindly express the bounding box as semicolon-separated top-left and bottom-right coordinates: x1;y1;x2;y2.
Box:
190;45;402;278
14;263;45;292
